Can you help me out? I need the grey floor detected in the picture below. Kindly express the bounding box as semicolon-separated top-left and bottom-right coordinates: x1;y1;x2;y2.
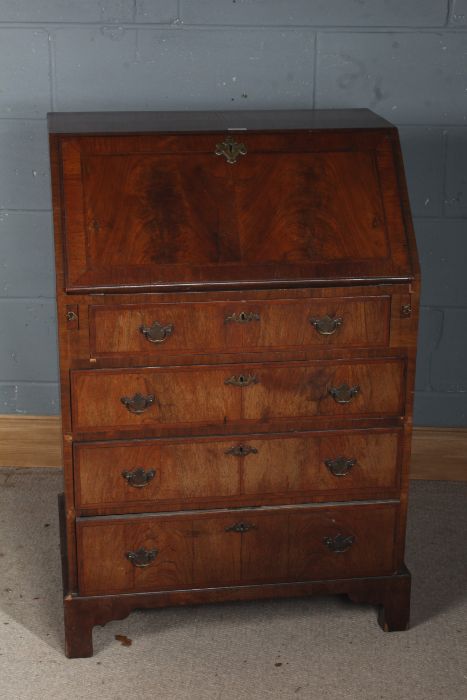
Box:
0;469;466;700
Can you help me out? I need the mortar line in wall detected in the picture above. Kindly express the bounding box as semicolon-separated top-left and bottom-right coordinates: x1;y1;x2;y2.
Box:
0;23;465;32
446;0;454;26
0;382;59;387
413;216;467;222
0;297;56;302
0;116;47;121
0;208;52;212
311;33;318;109
441;129;449;217
47;29;57;112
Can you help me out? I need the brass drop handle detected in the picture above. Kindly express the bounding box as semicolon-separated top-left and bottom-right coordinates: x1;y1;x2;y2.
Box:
310;315;343;335
225;522;257;533
225;374;258;387
215;136;247;164
120;393;155;414
224;311;260;324
323;534;355;553
325;457;356;477
225;444;258;457
122;468;156;488
126;547;158;568
329;384;360;404
139;321;174;343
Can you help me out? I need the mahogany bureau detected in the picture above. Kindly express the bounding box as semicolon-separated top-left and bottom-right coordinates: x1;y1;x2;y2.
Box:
48;109;419;658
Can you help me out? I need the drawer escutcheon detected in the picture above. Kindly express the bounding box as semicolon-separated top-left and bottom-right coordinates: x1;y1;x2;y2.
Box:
225;374;258;387
225;444;258;457
224;311;260;324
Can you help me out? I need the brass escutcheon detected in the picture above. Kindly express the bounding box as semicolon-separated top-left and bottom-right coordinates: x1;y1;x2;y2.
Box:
215;136;247;164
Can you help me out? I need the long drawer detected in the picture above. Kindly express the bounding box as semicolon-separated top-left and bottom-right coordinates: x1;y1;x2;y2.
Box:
89;296;391;358
74;429;401;513
76;502;398;596
71;358;405;433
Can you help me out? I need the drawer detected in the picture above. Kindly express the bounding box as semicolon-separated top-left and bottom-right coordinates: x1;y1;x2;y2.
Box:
71;358;405;433
74;429;401;513
89;296;390;358
76;502;398;595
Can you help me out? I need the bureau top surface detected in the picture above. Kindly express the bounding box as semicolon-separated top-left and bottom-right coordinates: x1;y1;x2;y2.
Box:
47;109;394;134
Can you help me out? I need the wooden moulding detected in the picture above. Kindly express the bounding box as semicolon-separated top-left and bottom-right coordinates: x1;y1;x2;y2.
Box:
0;416;466;480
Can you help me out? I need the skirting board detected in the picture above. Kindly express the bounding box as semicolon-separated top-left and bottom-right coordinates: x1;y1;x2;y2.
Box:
0;416;465;480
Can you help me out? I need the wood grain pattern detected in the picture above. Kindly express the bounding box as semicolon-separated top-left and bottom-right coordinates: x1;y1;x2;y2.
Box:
73;429;401;514
58;131;413;292
89;295;390;358
77;502;399;596
70;358;405;433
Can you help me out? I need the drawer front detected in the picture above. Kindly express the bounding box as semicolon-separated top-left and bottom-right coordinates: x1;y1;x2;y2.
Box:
71;358;405;433
77;503;397;595
89;296;390;358
74;430;401;513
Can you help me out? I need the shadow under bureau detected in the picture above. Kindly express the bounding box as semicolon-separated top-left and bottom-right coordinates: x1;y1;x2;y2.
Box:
48;109;420;658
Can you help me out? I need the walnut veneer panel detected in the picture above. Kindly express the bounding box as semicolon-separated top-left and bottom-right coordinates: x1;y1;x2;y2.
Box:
89;296;390;358
77;503;398;596
71;358;405;433
58;130;412;292
74;429;401;513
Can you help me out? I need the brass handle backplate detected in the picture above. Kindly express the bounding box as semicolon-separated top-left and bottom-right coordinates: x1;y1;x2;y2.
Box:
215;136;247;164
140;321;174;344
120;393;155;414
329;384;360;404
323;534;355;553
225;444;258;457
310;315;343;335
126;547;158;567
225;522;257;533
224;311;260;324
122;467;156;488
225;374;258;387
325;457;356;477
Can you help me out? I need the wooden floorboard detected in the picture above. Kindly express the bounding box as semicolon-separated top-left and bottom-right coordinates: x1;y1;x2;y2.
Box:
0;416;465;480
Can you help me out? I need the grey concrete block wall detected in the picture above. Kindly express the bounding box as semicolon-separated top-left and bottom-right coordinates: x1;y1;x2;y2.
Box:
0;1;465;426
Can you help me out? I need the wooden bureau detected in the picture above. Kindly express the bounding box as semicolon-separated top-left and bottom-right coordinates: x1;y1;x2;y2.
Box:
48;109;419;658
